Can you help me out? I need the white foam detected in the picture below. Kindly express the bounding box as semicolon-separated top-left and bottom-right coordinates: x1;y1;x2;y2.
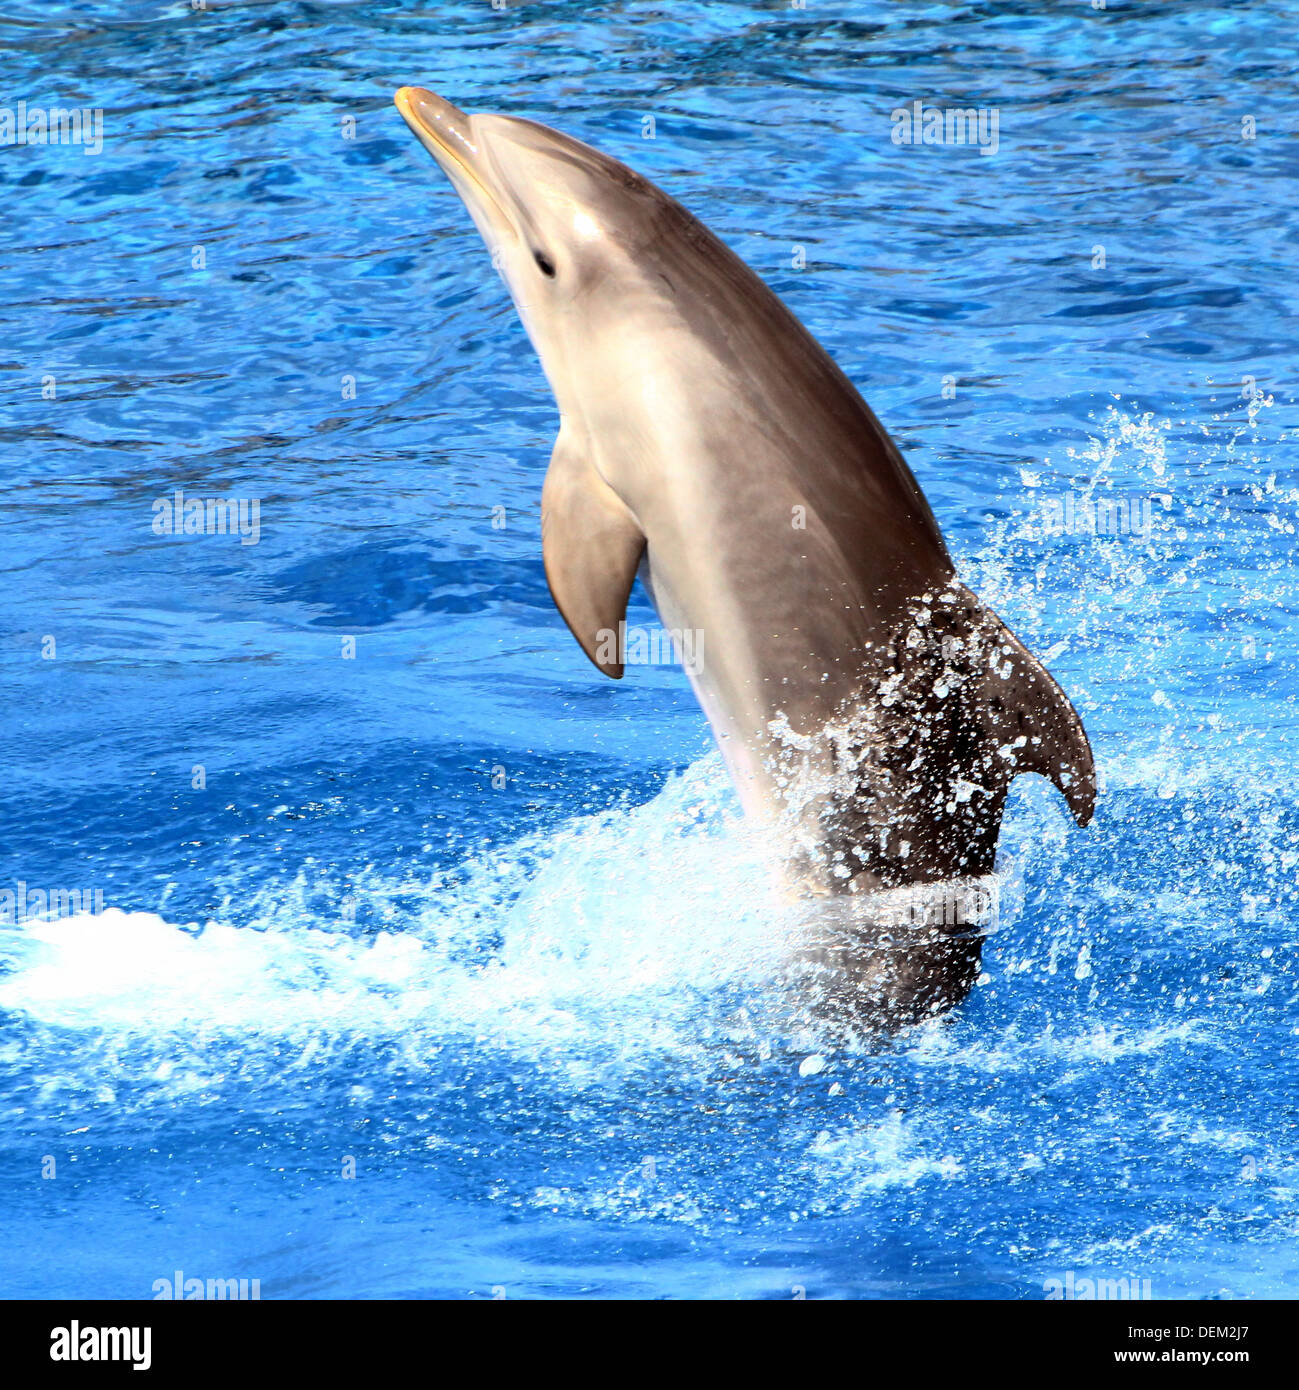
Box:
0;757;801;1065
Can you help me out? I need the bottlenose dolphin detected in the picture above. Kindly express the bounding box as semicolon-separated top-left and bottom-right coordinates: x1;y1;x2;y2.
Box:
394;87;1095;1024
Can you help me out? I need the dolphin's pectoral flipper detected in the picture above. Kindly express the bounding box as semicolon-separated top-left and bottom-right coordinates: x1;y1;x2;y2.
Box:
965;600;1096;828
540;434;647;679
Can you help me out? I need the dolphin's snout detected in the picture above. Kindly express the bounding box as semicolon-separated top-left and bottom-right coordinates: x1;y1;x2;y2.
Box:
394;86;476;165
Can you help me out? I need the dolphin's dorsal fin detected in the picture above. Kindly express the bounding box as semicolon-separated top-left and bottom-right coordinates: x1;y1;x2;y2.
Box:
970;602;1096;827
541;433;646;679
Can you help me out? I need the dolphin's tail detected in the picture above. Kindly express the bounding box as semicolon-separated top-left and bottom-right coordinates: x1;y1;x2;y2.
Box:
965;596;1096;829
788;583;1096;891
759;583;1095;1024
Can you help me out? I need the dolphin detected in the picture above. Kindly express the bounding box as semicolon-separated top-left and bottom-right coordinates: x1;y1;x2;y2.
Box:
394;87;1095;1024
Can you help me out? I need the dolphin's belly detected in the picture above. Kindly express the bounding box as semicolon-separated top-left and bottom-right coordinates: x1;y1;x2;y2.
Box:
633;462;1002;894
633;451;930;730
635;547;778;819
636;505;900;865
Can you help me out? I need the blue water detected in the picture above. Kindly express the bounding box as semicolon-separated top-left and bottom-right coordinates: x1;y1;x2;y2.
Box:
2;0;1297;1300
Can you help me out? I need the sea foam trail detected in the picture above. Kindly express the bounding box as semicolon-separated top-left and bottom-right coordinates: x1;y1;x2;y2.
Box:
0;753;1015;1065
0;758;791;1049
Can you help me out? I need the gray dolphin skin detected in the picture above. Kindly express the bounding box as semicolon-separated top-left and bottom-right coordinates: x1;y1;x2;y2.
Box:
394;87;1096;1026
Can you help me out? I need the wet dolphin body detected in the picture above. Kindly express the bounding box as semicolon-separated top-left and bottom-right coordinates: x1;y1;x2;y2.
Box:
394;87;1095;1024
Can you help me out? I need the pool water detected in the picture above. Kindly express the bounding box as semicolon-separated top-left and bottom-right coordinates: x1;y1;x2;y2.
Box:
1;0;1296;1299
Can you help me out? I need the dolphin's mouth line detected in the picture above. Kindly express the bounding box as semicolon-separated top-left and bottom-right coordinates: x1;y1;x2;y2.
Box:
394;86;511;229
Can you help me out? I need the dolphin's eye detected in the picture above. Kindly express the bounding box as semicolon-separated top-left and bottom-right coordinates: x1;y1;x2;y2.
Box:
533;250;556;278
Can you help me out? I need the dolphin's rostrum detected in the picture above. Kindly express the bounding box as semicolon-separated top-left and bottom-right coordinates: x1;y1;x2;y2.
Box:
394;87;1095;1025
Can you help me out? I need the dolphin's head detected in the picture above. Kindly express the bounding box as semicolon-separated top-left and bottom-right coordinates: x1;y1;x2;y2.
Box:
395;87;703;405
